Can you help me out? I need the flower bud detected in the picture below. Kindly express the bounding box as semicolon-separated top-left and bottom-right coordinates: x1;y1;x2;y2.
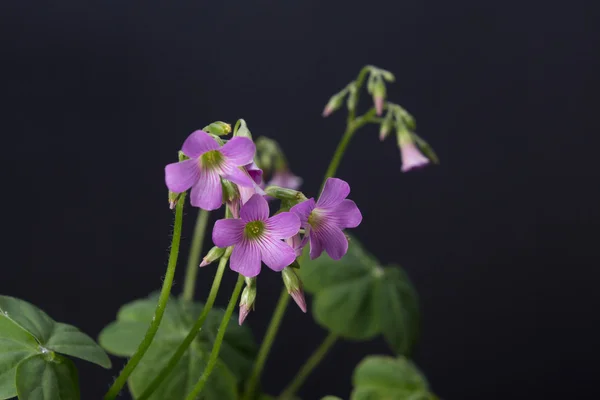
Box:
346;82;358;112
221;178;240;204
282;267;306;313
397;129;430;172
322;92;345;117
168;191;181;210
379;111;394;141
265;186;306;202
239;277;257;325
372;78;386;116
200;246;226;267
380;69;396;82
234;119;252;139
202;121;232;136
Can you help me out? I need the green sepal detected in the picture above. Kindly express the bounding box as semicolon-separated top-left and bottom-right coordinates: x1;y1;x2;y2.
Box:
412;133;440;164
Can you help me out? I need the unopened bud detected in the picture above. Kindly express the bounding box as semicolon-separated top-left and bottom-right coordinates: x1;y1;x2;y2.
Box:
265;186;306;202
373;79;386;116
200;246;226;268
282;267;306;313
379;112;394;141
168;191;181;210
234;119;252;139
346;82;358;112
221;179;240;203
380;69;396;82
202;121;231;136
239;277;257;325
322;92;345;117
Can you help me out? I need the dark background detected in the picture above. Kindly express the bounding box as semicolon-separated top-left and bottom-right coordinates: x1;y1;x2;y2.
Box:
1;1;599;399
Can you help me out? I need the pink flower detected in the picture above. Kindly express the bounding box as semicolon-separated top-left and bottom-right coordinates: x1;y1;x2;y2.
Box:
291;178;362;260
212;194;301;277
165;130;255;210
399;135;430;172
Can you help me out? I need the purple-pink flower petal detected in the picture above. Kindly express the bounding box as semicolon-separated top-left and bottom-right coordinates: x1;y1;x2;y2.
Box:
245;162;263;185
266;212;300;238
212;218;245;248
290;198;316;228
400;142;430;172
221;137;256;166
258;236;296;272
335;199;363;229
240;194;270;222
268;171;303;191
313;224;348;260
181;130;220;158
165;159;200;193
230;240;261;277
222;165;255;188
308;233;324;260
239;181;266;205
316;178;350;208
190;168;222;210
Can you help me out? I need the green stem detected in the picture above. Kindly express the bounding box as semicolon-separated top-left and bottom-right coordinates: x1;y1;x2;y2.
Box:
182;209;210;303
278;333;339;399
241;289;290;400
138;252;230;400
104;195;186;400
184;274;245;400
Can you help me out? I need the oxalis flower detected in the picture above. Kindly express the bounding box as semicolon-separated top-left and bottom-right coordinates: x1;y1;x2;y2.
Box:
164;130;256;210
291;178;362;260
212;194;300;277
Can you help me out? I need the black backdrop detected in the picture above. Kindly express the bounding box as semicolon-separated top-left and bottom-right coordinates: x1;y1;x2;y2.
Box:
1;1;599;399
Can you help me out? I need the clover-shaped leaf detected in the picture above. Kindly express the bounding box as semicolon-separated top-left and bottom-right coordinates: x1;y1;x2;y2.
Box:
300;236;419;354
351;355;435;400
0;295;110;400
99;295;257;400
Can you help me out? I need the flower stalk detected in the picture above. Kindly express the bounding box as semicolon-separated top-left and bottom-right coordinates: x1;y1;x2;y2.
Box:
103;194;187;400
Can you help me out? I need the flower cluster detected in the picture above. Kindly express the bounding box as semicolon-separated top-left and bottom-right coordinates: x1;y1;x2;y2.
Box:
165;127;364;321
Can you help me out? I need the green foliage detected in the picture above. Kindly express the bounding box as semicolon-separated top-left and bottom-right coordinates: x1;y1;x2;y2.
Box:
299;236;419;355
321;397;343;400
16;354;79;400
99;295;257;399
0;295;110;399
351;355;436;400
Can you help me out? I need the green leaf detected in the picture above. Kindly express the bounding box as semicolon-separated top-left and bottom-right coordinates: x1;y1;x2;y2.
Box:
45;323;111;369
0;317;38;399
351;355;432;400
99;295;257;400
374;268;420;355
0;296;110;370
299;236;420;351
321;397;343;400
0;296;54;344
16;354;79;400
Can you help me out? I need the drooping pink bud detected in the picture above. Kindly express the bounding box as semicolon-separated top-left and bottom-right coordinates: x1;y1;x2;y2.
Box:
282;267;307;313
398;131;430;172
199;246;226;268
374;95;384;116
239;304;251;325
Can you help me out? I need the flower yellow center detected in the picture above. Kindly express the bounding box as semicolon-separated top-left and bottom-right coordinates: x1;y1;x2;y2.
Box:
244;221;265;240
307;210;324;229
200;150;224;169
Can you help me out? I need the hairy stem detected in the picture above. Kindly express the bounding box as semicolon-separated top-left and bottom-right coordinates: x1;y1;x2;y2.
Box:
184;274;245;400
103;195;186;400
182;209;210;302
241;289;290;400
138;251;230;399
278;333;339;399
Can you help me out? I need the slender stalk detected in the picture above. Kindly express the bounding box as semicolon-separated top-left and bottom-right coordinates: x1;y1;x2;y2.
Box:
182;209;210;302
278;333;339;399
241;289;290;400
184;274;245;400
323;125;356;184
138;252;230;400
104;196;186;400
